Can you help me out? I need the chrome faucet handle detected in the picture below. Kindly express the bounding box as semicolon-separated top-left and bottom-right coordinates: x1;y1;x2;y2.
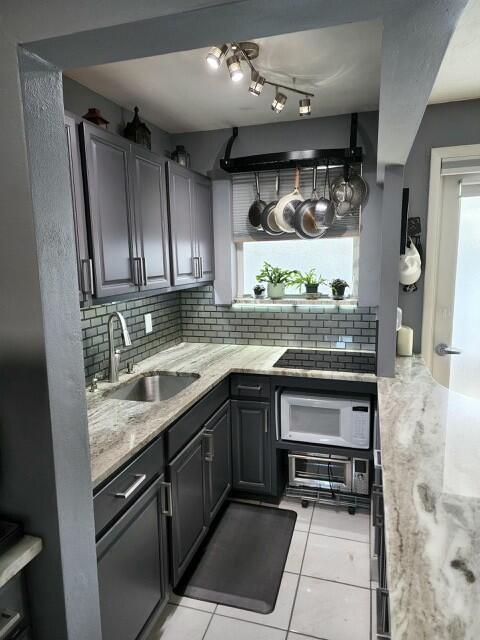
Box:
127;361;135;374
89;376;99;392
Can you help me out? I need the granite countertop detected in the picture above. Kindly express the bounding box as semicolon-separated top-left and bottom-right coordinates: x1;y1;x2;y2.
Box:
378;357;480;640
87;342;376;488
0;535;42;589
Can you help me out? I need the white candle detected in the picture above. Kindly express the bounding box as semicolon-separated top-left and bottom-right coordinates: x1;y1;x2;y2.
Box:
397;325;413;357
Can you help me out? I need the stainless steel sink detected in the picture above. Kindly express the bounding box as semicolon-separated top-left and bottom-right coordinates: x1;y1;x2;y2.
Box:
110;372;199;402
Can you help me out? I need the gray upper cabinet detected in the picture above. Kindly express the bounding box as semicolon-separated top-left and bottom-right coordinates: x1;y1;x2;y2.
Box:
192;173;215;283
64;113;92;302
231;400;271;495
167;161;214;286
132;148;171;290
81;122;138;298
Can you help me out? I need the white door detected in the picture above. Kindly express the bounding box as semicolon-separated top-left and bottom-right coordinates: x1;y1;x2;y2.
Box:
430;170;480;399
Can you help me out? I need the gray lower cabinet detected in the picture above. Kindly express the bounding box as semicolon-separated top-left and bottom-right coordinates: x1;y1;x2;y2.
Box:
205;401;232;522
167;161;214;286
168;428;209;586
96;476;168;640
231;400;271;495
81;122;138;298
64;113;92;303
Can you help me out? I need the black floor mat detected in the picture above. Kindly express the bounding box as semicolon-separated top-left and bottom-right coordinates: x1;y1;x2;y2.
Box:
174;501;296;614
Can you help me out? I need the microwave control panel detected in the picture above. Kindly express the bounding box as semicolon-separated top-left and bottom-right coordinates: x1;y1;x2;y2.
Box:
352;458;369;495
351;405;370;447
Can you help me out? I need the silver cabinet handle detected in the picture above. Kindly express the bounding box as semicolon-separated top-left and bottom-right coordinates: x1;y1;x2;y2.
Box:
161;481;173;516
264;414;268;434
374;449;382;470
199;256;203;278
436;343;462;356
114;473;146;499
142;257;148;286
132;257;142;286
0;609;21;639
192;256;198;278
204;432;214;462
237;384;262;392
81;258;94;295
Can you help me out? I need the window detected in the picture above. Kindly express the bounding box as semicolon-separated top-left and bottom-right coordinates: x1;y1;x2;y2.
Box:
238;237;358;297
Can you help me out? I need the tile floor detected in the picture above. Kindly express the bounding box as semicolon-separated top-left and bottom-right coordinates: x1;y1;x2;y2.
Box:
148;499;372;640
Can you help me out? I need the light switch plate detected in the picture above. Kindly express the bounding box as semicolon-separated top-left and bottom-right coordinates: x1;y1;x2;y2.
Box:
144;313;153;334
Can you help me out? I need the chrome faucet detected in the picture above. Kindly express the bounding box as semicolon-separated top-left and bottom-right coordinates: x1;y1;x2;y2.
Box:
107;311;132;382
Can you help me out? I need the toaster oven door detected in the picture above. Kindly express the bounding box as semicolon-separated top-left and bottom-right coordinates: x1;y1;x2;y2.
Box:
288;454;352;492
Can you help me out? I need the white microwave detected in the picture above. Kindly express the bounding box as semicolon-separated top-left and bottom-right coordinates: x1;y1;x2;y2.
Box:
280;392;371;449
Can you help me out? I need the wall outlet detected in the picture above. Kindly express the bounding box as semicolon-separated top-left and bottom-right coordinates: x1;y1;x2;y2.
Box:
144;313;153;334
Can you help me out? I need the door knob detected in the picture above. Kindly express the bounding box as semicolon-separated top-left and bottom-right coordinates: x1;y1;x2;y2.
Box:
435;343;462;356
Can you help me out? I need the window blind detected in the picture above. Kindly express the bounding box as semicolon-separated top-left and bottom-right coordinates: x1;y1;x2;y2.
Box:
231;163;362;242
441;156;480;176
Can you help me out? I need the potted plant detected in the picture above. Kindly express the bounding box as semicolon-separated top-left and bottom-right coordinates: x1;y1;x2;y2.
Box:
330;278;349;300
291;268;327;299
256;262;297;300
253;284;266;299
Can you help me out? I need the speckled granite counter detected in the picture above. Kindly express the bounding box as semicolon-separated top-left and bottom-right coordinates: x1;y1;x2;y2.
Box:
87;342;376;488
378;357;480;640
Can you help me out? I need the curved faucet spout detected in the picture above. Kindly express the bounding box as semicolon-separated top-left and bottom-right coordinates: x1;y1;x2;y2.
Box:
107;311;132;382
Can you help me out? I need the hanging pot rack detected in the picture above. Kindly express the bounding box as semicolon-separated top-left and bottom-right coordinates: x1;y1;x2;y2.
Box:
220;113;362;174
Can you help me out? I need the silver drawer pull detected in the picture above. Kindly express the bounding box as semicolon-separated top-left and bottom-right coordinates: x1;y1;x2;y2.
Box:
204;432;214;462
161;481;173;517
237;384;262;392
374;449;382;469
114;474;146;499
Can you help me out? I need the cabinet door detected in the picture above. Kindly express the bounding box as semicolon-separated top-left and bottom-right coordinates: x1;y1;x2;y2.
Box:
97;476;168;640
192;174;214;282
132;148;171;290
81;123;138;298
231;400;271;495
205;401;231;522
64;114;92;302
168;428;208;585
166;161;196;286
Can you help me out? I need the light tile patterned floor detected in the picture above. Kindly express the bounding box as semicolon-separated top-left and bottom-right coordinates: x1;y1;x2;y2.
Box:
148;500;372;640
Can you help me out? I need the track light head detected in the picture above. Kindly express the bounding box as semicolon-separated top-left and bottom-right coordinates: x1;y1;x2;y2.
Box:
206;44;228;69
271;91;287;113
249;71;265;96
299;98;311;117
227;54;244;82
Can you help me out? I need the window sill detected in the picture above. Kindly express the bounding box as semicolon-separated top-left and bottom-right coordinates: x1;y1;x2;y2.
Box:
232;296;359;309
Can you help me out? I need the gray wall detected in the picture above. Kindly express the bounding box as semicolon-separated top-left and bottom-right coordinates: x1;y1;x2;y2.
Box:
63;76;172;157
401;98;480;351
172;112;382;308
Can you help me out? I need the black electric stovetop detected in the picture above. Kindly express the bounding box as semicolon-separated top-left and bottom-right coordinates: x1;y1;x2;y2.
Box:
273;349;376;374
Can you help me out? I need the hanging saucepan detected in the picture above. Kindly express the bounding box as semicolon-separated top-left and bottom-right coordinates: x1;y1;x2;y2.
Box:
274;167;304;233
248;172;266;229
330;164;368;218
293;165;335;238
261;172;284;236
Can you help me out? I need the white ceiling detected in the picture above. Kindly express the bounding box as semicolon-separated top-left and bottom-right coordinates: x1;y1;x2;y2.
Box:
429;0;480;105
66;20;383;133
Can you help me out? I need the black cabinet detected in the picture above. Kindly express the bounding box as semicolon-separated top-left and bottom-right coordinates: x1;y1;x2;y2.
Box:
205;401;232;522
167;161;214;286
231;400;271;495
64;113;92;303
81;123;138;298
168;428;209;586
96;476;168;640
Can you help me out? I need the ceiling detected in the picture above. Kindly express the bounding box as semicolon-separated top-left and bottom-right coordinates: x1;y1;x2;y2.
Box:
66;20;383;133
429;0;480;105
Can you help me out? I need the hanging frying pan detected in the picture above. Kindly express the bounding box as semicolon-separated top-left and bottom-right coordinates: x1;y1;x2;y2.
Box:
248;172;266;229
274;167;304;233
293;165;335;238
261;172;284;236
330;164;368;218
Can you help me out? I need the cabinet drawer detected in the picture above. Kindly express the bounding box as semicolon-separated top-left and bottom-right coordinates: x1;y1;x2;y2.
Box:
94;437;164;537
230;375;270;399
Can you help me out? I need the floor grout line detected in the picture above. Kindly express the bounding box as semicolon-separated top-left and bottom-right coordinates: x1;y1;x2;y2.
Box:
298;572;371;591
213;610;290;633
200;611;215;640
286;519;310;634
306;529;370;544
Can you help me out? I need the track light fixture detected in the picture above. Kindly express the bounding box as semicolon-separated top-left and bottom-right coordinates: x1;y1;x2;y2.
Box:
271;91;287;113
249;71;265;96
299;98;311;117
227;54;244;82
204;41;314;117
206;44;229;69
